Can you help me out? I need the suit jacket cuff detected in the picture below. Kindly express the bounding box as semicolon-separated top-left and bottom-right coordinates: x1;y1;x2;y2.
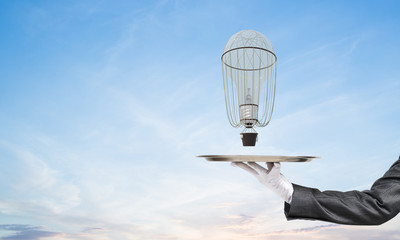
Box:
284;184;318;221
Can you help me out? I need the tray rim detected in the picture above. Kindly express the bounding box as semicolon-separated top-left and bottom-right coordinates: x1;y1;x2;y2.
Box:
197;155;321;162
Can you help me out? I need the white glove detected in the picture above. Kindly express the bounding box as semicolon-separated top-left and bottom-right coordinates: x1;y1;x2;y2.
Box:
231;162;294;203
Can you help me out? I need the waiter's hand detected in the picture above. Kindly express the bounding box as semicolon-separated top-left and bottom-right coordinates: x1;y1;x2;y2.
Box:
231;162;293;203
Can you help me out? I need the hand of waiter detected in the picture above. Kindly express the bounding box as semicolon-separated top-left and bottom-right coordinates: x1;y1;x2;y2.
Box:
232;162;293;203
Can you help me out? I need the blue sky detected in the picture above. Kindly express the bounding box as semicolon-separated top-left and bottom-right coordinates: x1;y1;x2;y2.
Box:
0;0;400;239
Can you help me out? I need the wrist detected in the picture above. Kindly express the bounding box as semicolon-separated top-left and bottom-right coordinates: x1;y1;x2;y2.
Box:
280;179;293;204
286;183;294;204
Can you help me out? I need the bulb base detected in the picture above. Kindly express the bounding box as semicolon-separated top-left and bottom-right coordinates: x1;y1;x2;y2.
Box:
240;132;258;146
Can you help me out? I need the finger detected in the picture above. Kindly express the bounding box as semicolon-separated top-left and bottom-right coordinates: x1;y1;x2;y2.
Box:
231;162;239;167
273;162;281;169
232;162;259;177
266;162;274;170
248;162;267;174
268;162;281;175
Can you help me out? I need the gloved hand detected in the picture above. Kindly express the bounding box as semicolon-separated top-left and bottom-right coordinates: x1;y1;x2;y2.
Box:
231;162;294;203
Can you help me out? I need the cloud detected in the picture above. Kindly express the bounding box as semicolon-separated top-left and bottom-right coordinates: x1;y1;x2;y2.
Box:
260;224;400;240
0;142;80;215
0;224;61;240
223;214;256;229
265;224;339;235
81;227;103;233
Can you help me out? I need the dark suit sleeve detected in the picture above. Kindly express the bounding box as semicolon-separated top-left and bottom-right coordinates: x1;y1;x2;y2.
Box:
284;157;400;225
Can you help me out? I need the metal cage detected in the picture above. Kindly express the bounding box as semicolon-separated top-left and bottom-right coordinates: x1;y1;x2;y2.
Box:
221;30;277;145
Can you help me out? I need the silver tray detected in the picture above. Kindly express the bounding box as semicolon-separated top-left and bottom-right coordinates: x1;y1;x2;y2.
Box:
197;155;320;162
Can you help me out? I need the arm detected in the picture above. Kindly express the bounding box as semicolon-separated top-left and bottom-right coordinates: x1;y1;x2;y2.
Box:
285;158;400;225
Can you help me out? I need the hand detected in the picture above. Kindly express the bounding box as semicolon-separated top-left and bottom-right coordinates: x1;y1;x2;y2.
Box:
231;162;294;203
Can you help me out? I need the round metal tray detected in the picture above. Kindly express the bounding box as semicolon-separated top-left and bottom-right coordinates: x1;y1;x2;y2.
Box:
197;155;320;162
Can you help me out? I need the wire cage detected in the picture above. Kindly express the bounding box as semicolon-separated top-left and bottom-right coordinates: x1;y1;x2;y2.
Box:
221;30;277;146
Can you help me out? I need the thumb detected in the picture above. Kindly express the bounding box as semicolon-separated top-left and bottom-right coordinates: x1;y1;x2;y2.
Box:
269;162;281;175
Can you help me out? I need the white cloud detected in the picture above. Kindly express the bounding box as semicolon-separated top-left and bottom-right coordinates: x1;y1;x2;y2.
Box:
0;142;80;215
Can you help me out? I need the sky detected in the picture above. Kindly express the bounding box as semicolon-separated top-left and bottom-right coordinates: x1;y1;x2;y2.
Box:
0;0;400;239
